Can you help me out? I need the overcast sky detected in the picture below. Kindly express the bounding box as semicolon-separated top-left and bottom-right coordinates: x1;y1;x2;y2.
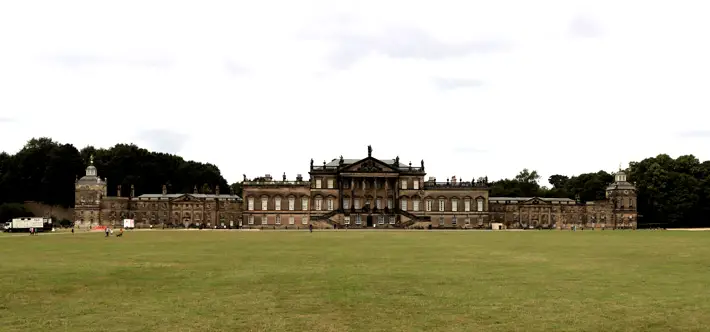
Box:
1;1;709;186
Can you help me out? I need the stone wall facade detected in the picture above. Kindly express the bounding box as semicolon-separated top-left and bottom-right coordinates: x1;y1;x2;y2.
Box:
73;160;242;228
242;147;638;229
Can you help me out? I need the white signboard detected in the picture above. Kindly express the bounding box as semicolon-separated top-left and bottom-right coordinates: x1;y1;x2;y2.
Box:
123;219;135;229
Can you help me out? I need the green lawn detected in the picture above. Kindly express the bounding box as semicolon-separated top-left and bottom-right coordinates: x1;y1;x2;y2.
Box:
1;230;709;332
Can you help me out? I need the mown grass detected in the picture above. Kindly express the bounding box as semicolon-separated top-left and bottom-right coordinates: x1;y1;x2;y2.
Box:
1;230;709;332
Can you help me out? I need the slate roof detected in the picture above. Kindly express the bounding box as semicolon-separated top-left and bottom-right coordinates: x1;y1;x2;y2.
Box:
488;197;576;202
137;193;242;200
77;165;105;185
606;170;636;190
77;175;104;185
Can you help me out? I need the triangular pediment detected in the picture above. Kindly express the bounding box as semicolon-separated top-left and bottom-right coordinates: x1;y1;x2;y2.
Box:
341;157;398;173
519;197;550;205
169;194;202;202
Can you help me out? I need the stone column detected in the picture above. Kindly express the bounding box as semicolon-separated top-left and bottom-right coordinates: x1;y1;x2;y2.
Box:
373;177;377;210
362;178;366;207
350;177;355;210
338;177;343;212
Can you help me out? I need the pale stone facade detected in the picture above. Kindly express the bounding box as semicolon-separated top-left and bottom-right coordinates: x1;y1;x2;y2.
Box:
74;159;242;227
242;147;638;229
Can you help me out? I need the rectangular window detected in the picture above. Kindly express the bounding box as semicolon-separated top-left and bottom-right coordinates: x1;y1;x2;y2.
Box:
261;197;268;210
343;198;350;210
401;199;407;211
302;216;308;225
387;199;393;209
439;199;445;212
413;180;419;190
289;216;295;225
389;216;395;225
426;200;432;211
315;198;322;211
378;215;384;224
275;215;281;225
327;179;334;189
288;197;295;210
439;216;444;226
275;197;281;211
376;199;382;209
356;214;362;225
401;179;407;190
354;199;360;209
302;198;309;210
477;199;484;212
327;198;333;210
465;218;471;225
248;198;254;211
344;216;350;224
452;200;458;212
452;216;457;225
248;215;254;225
316;179;322;189
262;215;268;225
464;199;471;212
413;200;419;211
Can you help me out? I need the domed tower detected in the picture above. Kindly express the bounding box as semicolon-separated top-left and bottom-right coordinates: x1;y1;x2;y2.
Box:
606;166;638;229
74;155;107;226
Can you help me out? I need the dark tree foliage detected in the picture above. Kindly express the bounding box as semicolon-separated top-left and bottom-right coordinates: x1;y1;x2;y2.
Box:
0;203;35;223
488;154;710;227
0;138;231;208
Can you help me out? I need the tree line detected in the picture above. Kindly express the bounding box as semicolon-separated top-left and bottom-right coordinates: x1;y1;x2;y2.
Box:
0;138;231;222
486;154;710;228
2;137;709;227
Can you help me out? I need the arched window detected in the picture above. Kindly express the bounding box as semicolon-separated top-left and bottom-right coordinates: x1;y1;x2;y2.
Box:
451;198;459;212
274;197;281;211
288;196;295;210
261;196;268;210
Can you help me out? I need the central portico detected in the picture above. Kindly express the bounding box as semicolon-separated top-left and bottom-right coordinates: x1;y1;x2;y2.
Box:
308;146;434;227
242;145;493;228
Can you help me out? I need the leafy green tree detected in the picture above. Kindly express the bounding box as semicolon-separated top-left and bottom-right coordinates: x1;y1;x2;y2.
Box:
0;138;231;208
0;203;35;223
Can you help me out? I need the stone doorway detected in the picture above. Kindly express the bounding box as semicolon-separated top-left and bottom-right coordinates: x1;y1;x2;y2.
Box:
366;215;373;227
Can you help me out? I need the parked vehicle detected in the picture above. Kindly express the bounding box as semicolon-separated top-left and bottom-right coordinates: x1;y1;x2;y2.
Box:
3;217;47;233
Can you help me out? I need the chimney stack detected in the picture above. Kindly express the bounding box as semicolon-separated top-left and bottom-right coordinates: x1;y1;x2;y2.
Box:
452;176;457;184
162;184;167;195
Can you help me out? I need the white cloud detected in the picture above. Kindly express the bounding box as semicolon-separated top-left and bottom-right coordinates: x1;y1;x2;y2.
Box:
1;0;709;187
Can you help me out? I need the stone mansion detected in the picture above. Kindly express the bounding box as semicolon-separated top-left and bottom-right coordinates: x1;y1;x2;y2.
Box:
241;146;638;229
75;147;638;229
